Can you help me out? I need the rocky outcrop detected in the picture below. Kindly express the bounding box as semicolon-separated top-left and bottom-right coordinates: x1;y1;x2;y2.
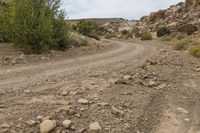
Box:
137;0;200;35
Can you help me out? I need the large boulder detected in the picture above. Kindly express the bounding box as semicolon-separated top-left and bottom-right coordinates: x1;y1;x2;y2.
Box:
177;24;198;35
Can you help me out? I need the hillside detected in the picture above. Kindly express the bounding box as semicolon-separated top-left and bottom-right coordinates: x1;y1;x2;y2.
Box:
136;0;200;35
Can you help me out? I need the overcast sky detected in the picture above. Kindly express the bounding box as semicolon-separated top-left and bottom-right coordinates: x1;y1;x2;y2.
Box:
62;0;184;20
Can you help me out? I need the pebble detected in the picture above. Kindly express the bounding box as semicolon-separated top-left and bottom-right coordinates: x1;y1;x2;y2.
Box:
79;128;87;133
156;83;167;89
37;115;44;121
78;98;89;104
177;107;189;114
123;75;132;80
148;80;157;87
25;120;37;126
62;120;72;129
1;123;11;128
61;91;69;96
111;106;124;116
56;106;70;113
184;118;190;122
40;120;56;133
89;122;102;132
97;102;109;106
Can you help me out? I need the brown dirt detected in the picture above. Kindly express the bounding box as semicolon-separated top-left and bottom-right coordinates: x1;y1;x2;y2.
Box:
0;39;200;133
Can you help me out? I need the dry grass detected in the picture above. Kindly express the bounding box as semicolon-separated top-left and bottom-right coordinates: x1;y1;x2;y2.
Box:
161;32;200;57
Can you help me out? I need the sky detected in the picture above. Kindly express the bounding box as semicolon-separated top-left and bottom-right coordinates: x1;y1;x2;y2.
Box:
62;0;184;20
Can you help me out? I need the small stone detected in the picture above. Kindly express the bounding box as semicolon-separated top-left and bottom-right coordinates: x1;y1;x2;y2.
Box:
79;128;86;133
78;98;89;104
40;120;56;133
1;123;11;128
56;106;70;113
70;91;78;95
116;79;132;85
37;115;44;121
156;83;167;89
146;59;157;65
10;59;17;65
89;122;102;132
24;89;31;93
184;118;190;122
177;107;189;114
123;75;132;80
194;68;200;72
97;102;109;106
111;106;124;116
0;105;5;108
62;120;72;129
25;120;37;126
61;91;68;96
148;80;157;87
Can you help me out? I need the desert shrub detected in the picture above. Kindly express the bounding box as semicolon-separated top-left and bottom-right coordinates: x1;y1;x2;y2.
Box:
0;0;69;54
121;30;129;35
75;20;102;40
173;41;187;50
121;30;133;39
80;38;88;46
141;32;152;41
176;33;186;40
189;45;200;58
157;27;170;37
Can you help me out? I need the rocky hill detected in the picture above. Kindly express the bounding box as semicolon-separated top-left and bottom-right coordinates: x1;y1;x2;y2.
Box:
136;0;200;35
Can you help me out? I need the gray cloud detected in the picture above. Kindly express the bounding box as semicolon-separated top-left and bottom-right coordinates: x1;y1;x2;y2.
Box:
62;0;184;20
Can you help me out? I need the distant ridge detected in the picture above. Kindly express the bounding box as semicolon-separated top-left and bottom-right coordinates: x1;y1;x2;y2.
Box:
67;18;126;25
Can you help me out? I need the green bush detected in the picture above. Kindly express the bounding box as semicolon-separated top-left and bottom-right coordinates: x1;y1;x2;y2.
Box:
141;32;153;41
0;0;69;54
80;38;88;46
121;30;133;39
121;30;129;35
157;27;170;37
173;41;186;50
75;20;102;40
189;45;200;58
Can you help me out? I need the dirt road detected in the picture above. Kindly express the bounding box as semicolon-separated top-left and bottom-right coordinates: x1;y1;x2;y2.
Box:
0;40;200;133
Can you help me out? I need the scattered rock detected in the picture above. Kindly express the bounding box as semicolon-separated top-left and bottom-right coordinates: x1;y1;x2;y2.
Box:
89;122;102;132
194;68;200;72
79;128;87;133
184;118;190;122
116;79;132;85
148;79;158;87
40;120;56;133
123;75;132;80
111;106;124;116
146;59;158;65
56;106;70;113
0;105;5;108
61;91;69;96
69;91;78;96
25;120;37;126
78;98;89;104
97;102;109;106
1;123;11;128
37;115;44;121
156;83;167;89
62;120;72;129
177;107;189;114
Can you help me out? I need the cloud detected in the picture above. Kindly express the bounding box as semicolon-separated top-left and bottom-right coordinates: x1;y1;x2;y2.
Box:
61;0;184;20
